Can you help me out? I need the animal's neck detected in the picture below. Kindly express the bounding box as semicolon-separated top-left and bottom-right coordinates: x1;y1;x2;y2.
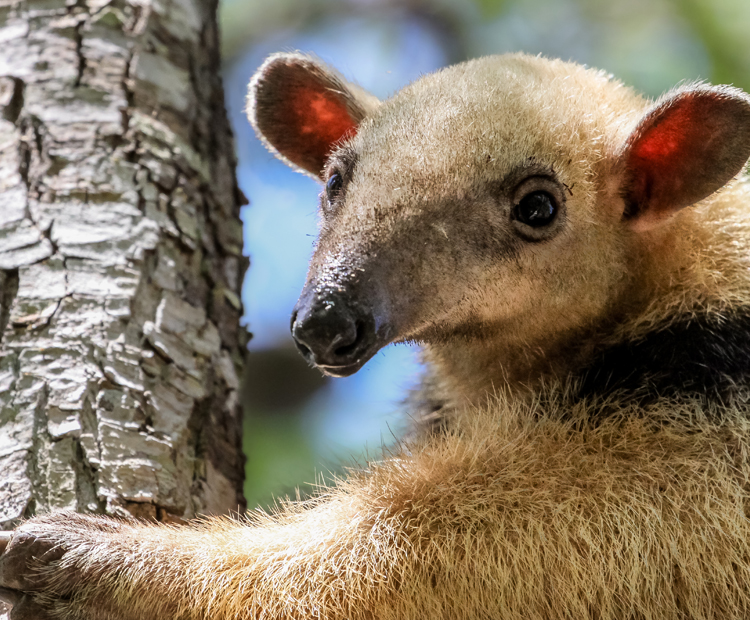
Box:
422;319;605;409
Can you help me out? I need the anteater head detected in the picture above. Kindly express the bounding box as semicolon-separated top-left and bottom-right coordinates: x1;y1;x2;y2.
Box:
248;53;750;378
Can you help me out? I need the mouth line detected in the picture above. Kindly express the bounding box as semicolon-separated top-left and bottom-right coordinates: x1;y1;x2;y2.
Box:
314;336;388;376
299;328;393;377
316;361;365;377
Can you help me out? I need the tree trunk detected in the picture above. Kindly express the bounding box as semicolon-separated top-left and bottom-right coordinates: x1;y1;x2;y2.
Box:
0;0;248;537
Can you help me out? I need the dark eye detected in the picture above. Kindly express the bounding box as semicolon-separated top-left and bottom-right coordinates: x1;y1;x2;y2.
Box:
513;191;557;227
326;173;343;199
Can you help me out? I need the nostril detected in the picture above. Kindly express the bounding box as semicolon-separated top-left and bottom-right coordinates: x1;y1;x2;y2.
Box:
290;310;313;360
294;338;313;360
334;320;363;357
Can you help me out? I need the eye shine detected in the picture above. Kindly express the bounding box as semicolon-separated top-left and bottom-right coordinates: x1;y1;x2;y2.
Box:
326;171;343;200
513;190;557;227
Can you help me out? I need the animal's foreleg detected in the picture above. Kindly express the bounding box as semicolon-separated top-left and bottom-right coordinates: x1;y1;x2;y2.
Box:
0;493;414;620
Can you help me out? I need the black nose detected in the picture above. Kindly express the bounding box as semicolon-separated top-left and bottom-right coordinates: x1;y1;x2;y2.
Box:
291;297;377;376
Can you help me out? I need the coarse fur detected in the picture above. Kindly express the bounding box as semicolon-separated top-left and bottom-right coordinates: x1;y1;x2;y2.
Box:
2;53;750;620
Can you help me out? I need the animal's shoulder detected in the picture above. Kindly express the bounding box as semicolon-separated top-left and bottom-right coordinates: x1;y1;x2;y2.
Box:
577;309;750;408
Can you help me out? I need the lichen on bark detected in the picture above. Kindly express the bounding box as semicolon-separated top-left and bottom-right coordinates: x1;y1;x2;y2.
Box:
0;0;248;529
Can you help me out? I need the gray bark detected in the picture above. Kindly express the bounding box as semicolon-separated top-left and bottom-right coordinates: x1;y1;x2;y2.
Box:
0;0;248;538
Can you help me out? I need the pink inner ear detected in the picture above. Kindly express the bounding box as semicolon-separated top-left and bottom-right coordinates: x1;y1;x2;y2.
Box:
622;88;750;226
294;88;358;147
630;99;701;176
252;56;370;177
283;86;358;172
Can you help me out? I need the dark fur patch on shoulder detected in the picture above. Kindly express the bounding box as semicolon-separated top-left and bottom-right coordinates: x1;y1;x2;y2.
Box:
410;311;750;435
576;310;750;407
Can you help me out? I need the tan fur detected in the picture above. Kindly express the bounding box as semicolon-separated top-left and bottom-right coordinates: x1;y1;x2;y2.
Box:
291;54;750;409
31;389;750;619
4;53;750;620
313;56;647;399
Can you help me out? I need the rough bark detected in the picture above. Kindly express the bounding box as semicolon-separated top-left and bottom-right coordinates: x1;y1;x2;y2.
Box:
0;0;248;540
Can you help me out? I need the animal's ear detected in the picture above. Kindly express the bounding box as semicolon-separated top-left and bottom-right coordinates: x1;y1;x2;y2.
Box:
618;84;750;231
248;53;379;180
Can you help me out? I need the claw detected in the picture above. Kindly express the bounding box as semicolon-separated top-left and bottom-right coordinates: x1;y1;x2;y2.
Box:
1;592;55;620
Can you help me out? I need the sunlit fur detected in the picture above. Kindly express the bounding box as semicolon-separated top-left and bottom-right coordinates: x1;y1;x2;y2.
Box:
31;387;750;620
8;54;750;620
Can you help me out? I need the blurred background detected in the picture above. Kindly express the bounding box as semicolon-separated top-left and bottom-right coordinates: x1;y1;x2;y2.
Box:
221;0;750;510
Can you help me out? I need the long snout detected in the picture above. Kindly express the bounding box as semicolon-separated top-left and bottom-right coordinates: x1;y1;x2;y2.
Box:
291;288;387;377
